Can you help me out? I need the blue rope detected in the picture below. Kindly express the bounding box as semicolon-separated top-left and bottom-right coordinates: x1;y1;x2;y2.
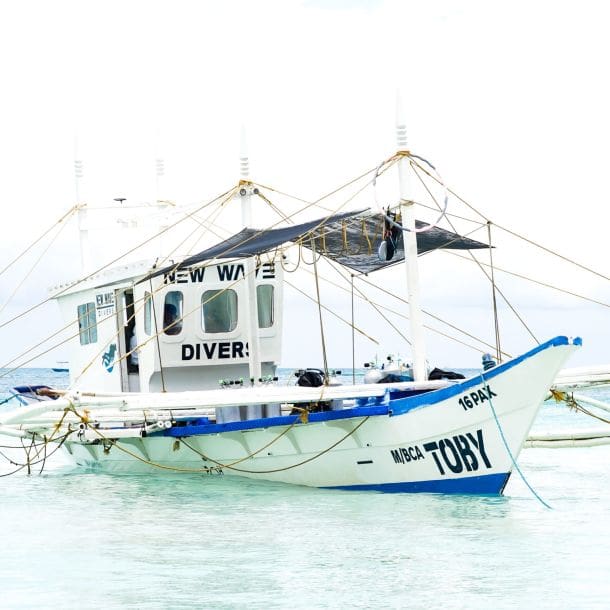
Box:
480;373;552;509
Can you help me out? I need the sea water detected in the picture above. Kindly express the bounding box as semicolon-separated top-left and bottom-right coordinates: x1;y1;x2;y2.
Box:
0;369;609;609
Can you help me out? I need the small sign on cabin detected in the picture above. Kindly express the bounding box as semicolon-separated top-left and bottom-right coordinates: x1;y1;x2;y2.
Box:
96;292;115;318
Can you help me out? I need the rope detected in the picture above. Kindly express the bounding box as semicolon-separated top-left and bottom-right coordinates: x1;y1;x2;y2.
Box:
0;206;74;316
255;191;295;225
59;405;369;476
446;251;610;310
407;158;540;344
336;265;412;348
150;278;167;393
411;156;610;282
69;189;240;386
0;186;237;331
176;413;304;467
254;161;381;215
280;243;302;273
354;272;508;356
0;154;407;377
550;390;610;425
481;373;552;509
0;204;79;279
311;237;330;383
372;152;448;234
0;429;73;474
317;261;504;357
487;222;502;362
283;278;378;344
180;416;370;474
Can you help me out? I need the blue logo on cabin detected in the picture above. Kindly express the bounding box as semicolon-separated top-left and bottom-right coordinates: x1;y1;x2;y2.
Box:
102;343;117;372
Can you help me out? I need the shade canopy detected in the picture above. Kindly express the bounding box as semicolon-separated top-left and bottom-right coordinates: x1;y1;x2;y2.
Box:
143;208;489;280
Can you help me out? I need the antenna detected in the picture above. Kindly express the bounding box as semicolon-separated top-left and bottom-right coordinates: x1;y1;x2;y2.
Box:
396;90;408;150
239;125;252;226
238;124;262;386
396;91;427;382
74;134;83;203
240;124;249;180
74;134;91;274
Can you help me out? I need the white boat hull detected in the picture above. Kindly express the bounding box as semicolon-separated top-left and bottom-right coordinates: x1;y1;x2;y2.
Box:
56;336;580;494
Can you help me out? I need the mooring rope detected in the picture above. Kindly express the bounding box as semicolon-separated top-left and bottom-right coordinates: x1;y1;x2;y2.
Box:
481;373;552;509
48;405;369;477
550;390;610;425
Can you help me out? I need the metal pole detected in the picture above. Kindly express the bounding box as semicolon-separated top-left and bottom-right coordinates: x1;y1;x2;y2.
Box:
239;127;262;383
396;96;427;382
351;273;356;385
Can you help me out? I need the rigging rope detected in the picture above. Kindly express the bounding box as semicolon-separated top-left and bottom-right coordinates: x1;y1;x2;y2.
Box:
0;206;75;316
283;278;378;345
481;373;552;510
411;156;610;282
178;416;370;475
550;390;610;425
42;404;370;477
0;186;238;331
0;205;79;279
487;222;502;362
314;262;508;357
407;158;539;345
446;251;610;309
311;238;330;383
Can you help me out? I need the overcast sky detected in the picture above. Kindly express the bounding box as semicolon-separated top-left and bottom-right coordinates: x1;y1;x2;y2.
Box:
0;0;608;370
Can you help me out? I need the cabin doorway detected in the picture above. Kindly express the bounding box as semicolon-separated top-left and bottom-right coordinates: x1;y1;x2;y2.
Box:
118;289;140;392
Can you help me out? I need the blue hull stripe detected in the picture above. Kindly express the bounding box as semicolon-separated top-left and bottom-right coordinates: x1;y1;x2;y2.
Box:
326;472;511;495
389;335;580;416
164;405;390;437
156;336;580;438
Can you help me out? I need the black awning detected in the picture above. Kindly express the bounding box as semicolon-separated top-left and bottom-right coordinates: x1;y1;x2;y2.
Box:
141;209;489;280
313;215;489;273
142;209;366;281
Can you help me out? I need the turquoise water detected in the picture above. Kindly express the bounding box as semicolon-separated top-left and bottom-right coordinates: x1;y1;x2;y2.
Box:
1;370;609;609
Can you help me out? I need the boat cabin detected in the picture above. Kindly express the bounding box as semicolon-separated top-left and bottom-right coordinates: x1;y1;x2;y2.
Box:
51;255;283;394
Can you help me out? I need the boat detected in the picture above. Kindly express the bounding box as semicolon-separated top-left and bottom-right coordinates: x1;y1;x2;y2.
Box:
0;110;592;493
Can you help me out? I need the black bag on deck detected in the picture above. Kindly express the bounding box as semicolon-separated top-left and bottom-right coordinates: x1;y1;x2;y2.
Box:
428;368;465;380
296;369;325;387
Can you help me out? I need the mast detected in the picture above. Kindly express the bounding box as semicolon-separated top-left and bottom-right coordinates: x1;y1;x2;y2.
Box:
74;136;90;275
396;96;427;382
239;127;262;383
155;133;169;258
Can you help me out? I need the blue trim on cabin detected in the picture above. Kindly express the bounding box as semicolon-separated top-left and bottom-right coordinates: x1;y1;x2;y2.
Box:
387;335;580;416
326;472;511;495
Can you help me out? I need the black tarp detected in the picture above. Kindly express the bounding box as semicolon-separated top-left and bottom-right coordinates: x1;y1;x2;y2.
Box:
142;208;489;280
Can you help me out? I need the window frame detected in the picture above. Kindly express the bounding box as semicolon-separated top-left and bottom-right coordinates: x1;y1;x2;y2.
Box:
256;284;274;328
201;289;238;334
144;292;152;336
163;291;184;336
77;302;98;345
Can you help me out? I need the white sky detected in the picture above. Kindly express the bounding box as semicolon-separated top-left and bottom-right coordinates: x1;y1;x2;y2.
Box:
0;0;608;370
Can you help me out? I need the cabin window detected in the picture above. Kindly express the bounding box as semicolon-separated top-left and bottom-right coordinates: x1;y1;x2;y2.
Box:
202;289;238;333
144;292;152;336
163;291;183;335
77;302;97;345
257;285;274;328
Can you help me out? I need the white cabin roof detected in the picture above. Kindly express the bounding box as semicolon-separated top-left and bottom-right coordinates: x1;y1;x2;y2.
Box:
49;258;162;299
